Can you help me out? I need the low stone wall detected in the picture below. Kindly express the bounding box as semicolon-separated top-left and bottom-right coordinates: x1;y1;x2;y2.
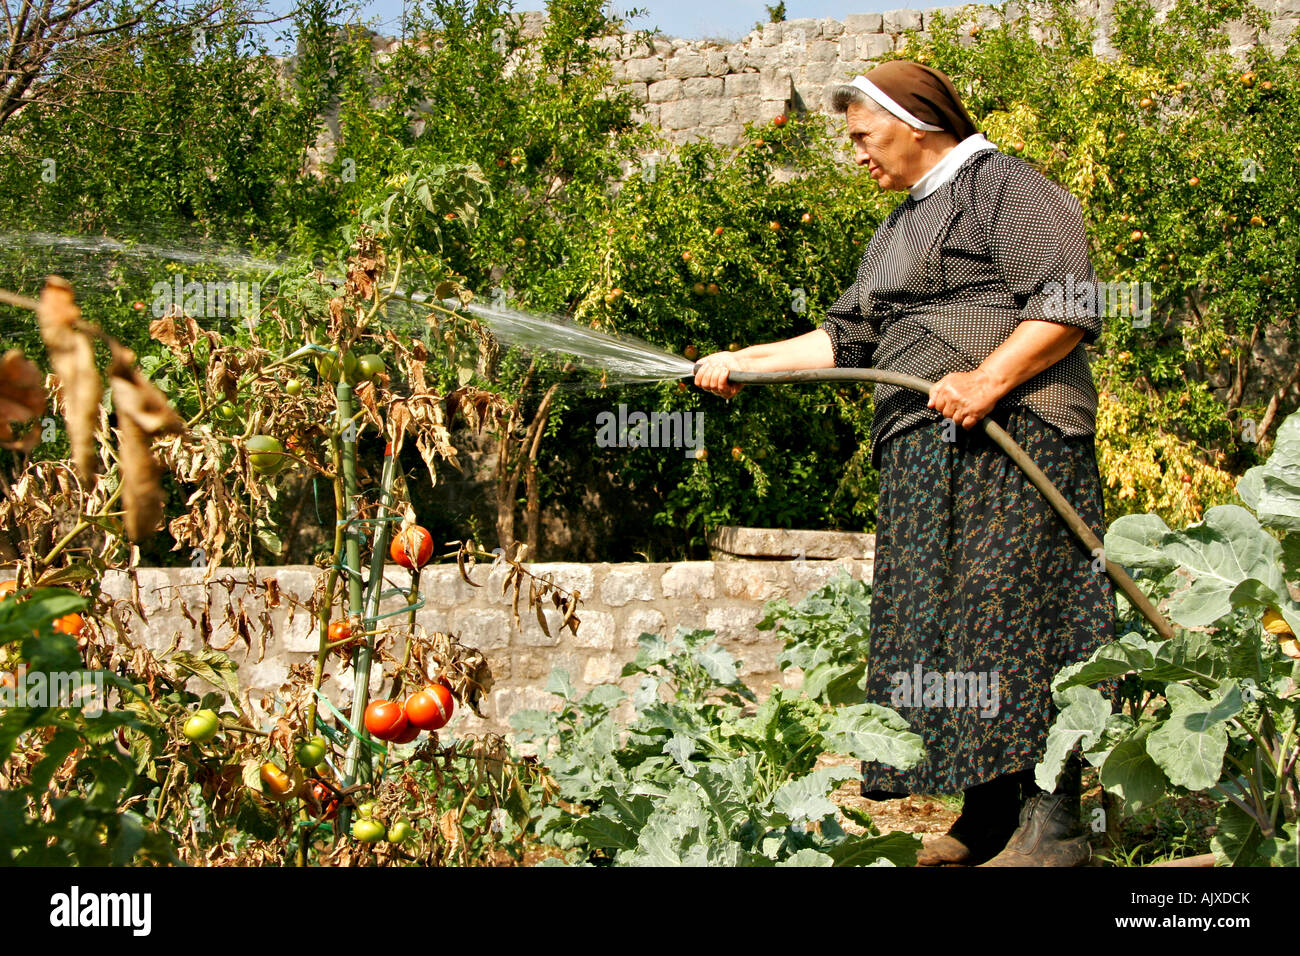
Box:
99;549;874;738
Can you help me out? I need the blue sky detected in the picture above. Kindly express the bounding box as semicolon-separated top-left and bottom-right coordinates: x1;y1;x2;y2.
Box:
255;1;986;47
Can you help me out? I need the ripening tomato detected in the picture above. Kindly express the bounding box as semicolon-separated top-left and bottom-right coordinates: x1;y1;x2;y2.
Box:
328;620;354;645
296;735;327;768
389;526;433;569
259;761;299;802
364;699;409;741
53;613;85;636
405;684;454;731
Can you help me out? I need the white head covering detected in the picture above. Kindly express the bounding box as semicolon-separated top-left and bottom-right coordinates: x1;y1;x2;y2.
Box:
849;75;945;132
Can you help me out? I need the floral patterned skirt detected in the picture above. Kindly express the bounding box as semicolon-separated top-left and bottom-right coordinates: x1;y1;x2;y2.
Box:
859;405;1116;797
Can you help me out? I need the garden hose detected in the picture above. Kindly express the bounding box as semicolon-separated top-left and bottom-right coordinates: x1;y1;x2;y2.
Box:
695;364;1176;642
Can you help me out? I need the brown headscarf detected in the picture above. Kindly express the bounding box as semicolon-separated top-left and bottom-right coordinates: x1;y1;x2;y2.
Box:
851;60;979;140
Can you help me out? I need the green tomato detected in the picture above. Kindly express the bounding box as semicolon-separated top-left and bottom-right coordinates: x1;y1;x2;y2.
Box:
355;800;376;818
296;735;327;768
387;820;412;843
183;709;220;743
352;817;386;842
357;354;386;380
285;378;303;396
315;348;359;384
246;435;285;475
215;401;237;421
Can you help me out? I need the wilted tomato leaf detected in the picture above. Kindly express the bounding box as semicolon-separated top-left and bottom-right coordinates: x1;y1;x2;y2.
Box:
0;350;46;452
35;276;101;482
109;341;185;541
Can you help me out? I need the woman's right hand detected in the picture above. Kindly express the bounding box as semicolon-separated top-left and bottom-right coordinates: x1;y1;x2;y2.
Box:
693;351;749;399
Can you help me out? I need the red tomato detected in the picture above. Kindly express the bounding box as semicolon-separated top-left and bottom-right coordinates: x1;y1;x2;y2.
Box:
0;580;17;600
306;779;338;820
328;620;354;645
405;684;454;731
364;699;408;741
391;721;421;744
389;526;433;569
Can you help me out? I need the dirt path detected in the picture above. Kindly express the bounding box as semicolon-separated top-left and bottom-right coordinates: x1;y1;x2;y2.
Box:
818;752;960;840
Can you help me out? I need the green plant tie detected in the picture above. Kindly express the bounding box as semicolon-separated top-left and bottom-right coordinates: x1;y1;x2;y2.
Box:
312;686;388;758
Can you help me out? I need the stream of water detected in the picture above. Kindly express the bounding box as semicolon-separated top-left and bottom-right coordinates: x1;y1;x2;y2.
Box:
1;231;697;384
386;292;695;383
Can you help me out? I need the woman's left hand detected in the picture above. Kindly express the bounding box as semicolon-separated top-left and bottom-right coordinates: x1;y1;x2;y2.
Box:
927;369;1002;430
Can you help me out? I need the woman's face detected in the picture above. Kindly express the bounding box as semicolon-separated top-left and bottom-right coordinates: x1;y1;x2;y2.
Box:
846;102;921;191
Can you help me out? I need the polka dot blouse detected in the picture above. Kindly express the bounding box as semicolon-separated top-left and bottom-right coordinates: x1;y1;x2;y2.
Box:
820;148;1103;468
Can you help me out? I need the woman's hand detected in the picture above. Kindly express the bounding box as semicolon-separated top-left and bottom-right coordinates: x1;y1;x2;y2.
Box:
693;351;749;400
927;368;1001;429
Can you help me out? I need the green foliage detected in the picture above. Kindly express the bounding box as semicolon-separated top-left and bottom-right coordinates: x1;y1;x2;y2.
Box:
548;117;887;549
1041;410;1300;865
511;625;923;866
0;589;179;864
759;568;871;706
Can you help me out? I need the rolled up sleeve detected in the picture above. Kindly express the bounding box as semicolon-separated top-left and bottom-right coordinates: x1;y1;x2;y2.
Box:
819;282;879;368
971;161;1103;344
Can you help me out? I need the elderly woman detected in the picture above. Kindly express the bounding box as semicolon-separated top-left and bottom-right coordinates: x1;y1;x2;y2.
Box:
693;60;1115;867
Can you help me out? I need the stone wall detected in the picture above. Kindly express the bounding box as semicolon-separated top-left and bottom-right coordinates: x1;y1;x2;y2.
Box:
488;0;1299;148
99;548;874;737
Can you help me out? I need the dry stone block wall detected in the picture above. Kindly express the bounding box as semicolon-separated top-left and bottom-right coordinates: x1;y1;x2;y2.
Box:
499;0;1300;148
100;552;874;739
323;2;1299;169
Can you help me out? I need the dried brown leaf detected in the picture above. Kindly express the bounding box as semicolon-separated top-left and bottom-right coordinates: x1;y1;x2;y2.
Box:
457;544;480;587
35;277;100;482
0;350;46;451
109;341;185;541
